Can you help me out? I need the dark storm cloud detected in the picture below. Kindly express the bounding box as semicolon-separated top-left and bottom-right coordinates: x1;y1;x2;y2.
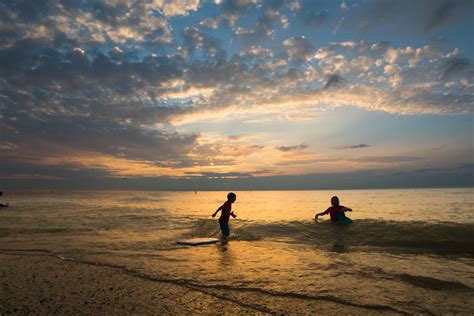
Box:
337;144;370;149
342;0;473;34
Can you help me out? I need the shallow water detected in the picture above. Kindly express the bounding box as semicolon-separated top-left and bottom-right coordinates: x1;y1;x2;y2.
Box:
0;189;473;314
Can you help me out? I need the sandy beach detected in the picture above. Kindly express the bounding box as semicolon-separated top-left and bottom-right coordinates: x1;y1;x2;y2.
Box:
0;251;398;315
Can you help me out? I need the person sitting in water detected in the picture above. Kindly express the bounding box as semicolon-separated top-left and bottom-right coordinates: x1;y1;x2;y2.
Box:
315;196;352;224
0;191;9;207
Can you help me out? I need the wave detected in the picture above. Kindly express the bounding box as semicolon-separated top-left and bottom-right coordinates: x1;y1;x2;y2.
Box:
356;266;473;292
189;219;474;256
119;196;163;203
0;227;95;236
397;273;472;291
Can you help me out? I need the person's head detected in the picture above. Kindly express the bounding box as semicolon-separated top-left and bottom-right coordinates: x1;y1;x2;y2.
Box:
331;196;339;206
227;192;236;203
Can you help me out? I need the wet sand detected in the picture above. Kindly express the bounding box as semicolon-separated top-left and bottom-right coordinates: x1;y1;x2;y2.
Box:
0;251;399;315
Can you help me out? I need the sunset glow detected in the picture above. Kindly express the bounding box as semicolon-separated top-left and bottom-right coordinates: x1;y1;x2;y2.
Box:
1;0;472;189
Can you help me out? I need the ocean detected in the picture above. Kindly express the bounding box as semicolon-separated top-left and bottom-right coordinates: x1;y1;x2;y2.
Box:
0;188;473;314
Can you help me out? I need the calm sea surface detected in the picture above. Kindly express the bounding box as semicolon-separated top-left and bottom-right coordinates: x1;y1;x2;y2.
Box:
1;189;473;314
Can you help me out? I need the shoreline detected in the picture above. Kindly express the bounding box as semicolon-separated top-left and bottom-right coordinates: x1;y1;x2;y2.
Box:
0;251;399;315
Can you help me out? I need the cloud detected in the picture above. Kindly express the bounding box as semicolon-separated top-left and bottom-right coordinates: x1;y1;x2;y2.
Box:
0;1;472;187
4;164;472;190
355;156;422;163
153;0;201;17
232;1;287;42
276;144;308;152
297;0;330;26
1;113;199;165
183;171;252;178
274;157;338;166
324;74;346;89
0;160;116;181
2;3;470;129
200;17;220;29
282;36;313;62
224;135;243;141
337;144;371;149
423;0;468;31
441;57;472;81
0;1;175;47
182;27;225;59
238;46;273;58
220;0;259;27
341;0;474;34
340;1;348;10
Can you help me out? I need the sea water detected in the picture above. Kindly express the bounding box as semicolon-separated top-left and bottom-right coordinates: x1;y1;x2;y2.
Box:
0;189;473;314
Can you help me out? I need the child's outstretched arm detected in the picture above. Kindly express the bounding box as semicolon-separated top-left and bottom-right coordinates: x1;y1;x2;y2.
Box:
211;204;224;217
315;209;329;220
230;211;237;218
341;206;352;212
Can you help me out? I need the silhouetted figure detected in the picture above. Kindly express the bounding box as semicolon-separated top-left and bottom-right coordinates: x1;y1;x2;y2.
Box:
212;192;237;237
0;191;9;207
315;196;352;224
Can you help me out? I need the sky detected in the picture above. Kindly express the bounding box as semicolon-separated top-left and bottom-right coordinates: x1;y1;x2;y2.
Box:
0;0;473;190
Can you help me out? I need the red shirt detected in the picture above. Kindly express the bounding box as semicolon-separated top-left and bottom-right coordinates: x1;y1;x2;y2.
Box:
219;200;232;223
322;205;346;222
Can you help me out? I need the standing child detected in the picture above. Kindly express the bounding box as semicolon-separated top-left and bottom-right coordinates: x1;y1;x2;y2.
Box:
212;192;237;237
315;196;352;224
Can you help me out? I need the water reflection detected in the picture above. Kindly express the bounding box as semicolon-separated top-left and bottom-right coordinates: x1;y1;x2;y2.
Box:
216;240;234;268
331;224;351;253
